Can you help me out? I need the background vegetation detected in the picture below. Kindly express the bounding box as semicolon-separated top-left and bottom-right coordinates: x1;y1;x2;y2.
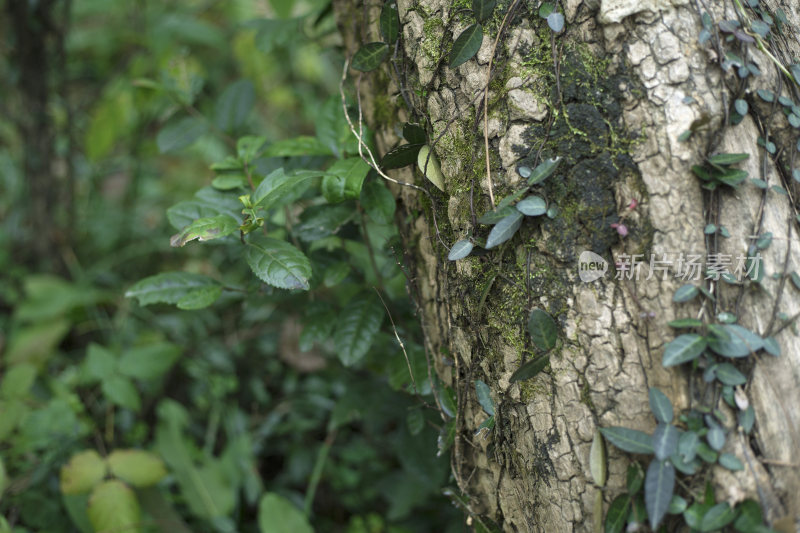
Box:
0;1;461;531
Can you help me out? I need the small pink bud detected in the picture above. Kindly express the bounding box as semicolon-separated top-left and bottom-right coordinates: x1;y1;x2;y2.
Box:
627;198;638;210
616;224;628;237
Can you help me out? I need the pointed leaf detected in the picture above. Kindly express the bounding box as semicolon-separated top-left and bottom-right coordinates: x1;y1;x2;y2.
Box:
516;196;547;216
645;459;675;530
258;493;314;533
333;294;384;366
649;387;673;424
380;3;400;43
699;502;735;531
254;168;323;209
486;211;523;249
478;205;516;224
448;239;474;261
360;179;396;224
662;334;707;367
170;215;239;247
600;427;654;454
474;379;494;416
708;153;749;165
246;238;312;290
351;42;390;72
125;272;220;307
417;145;445;191
107;450;167;488
708;324;763;357
156;117;207;153
402;123;427;145
715;363;746;385
547;12;565;32
652;423;679;461
471;0;497;22
449;24;483;69
102;376;141;411
528;157;561;185
604;495;629;533
509;355;550;382
215;80;255;132
323;158;371;203
672;284;699;302
381;143;423;169
527;309;558;351
718;453;743;471
176;285;223;310
590;430;607;487
87;480;141;533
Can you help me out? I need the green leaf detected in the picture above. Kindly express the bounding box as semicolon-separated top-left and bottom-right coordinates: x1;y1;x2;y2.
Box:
733;500;763;531
254;168;322;209
417;145;445;191
700;502;735;531
645;459;675;530
708;324;763;357
478;206;516;224
527;309;558;351
547;12;565;32
125;272;220;307
719;453;743;471
107;450;167;488
627;463;644;494
246;238;312;290
333;294;384;366
648;387;673;424
669;494;688;514
117;343;181;381
485;211;523;249
296;204;354;243
590;430;607;487
474;379;494;416
662;334;707;367
102;376;141;411
600;427;654;454
471;0;497;22
715;363;746;385
756;232;772;250
156;117;207;153
380;2;400;44
763;336;780;356
170;215;239;247
258;493;314;533
509;355;550;382
516;196;547;216
528;157;561;185
604;495;629;533
684;501;714;529
215;79;255;133
449;24;483;69
448;239;474;261
403;123;427;145
87;480;141;533
360;179;395;224
166;187;242;229
85;344;117;381
652;423;679;461
673;284;699;302
322;158;371;202
352;42;390;72
678;431;699;462
60;450;108;495
0;363;37;399
381;143;424;169
668;318;703;328
176;285;223;310
734;99;748;115
262;136;332;157
708;153;749;165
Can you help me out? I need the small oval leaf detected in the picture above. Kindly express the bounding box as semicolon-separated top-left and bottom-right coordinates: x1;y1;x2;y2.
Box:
527;309;558;351
449;24;483;69
528;157;561;185
448;239;474;261
352;42;390;72
600;427;654;454
516;196;547;216
662;334;707;367
417;145;446;191
649;387;673;424
547;12;565;32
485;211;523;249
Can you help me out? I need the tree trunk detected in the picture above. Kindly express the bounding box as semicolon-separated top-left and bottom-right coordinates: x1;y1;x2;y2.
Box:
335;0;800;530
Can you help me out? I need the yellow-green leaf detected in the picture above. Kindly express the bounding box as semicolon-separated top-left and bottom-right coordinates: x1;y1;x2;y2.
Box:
87;480;142;533
416;145;445;191
107;450;167;488
60;450;108;495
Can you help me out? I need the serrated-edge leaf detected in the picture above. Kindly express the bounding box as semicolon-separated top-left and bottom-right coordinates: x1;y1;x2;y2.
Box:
170;215;239;247
486;211;523;249
125;272;220;307
352;42;390;72
474;379;494;416
254;168;324;208
323;158;371;202
245;238;312;290
176;285;223;310
662;334;707;367
333;295;384;366
448;239;474;261
645;459;675;530
449;24;483;69
649;387;674;424
600;427;654;454
527;308;558;351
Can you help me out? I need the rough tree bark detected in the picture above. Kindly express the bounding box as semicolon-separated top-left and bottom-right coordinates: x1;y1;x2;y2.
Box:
335;0;800;530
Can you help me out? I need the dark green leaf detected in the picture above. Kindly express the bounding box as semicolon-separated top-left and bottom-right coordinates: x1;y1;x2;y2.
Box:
652;424;679;461
538;2;554;17
118;343;181;381
645;459;675;530
254;168;323;209
245;238;312;290
627;462;644;494
600;427;654;454
509;355;549;382
668;318;703;328
102;376;141;411
733;500;763;531
673;284;698;302
360;179;396;224
528;157;561;185
262;136;332;157
648;387;673;424
527;309;558;351
684;501;714;529
471;0;497;22
708;153;749;165
333;294;384;366
662;334;707;367
295;204;354;242
516;196;547;216
700;502;735;531
449;24;483;69
708;324;763;357
125;272;220;307
258;493;313;533
448;239;474;261
669;495;688;514
485;211;523;249
696;442;718;463
604;495;629;533
352;42;390;72
215;80;255;132
756;232;772;250
478;206;516;224
380;3;400;44
474;380;494;416
156;117;207;153
381;143;424;169
402;123;426;145
715;363;746;385
322;158;371;202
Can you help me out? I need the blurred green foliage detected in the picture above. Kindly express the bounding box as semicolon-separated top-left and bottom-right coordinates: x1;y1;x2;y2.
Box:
0;0;461;531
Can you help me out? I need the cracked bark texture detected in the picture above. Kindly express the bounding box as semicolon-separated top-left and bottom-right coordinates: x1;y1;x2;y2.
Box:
335;0;800;530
